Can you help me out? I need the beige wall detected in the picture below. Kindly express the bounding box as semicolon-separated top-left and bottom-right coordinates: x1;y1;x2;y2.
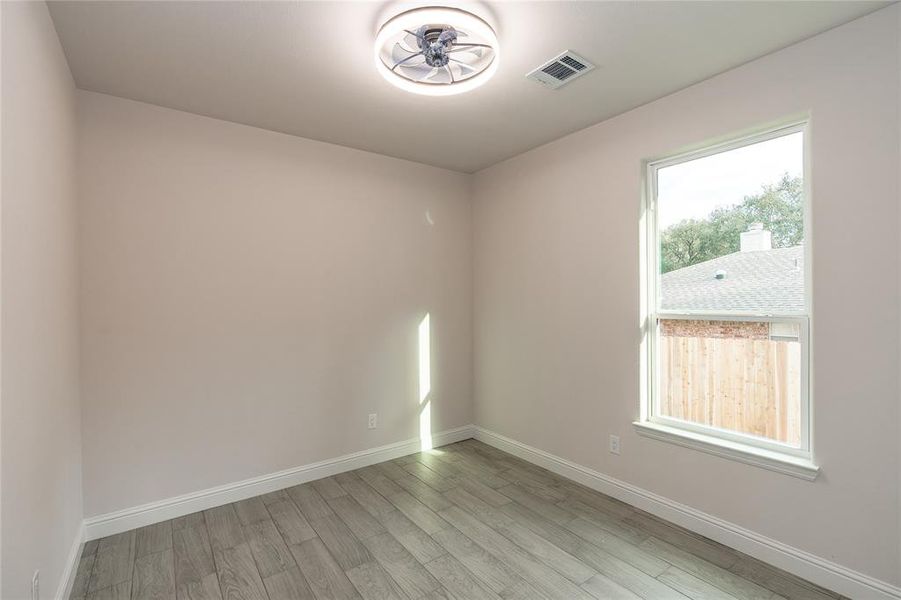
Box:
77;92;473;517
1;2;83;598
473;5;900;585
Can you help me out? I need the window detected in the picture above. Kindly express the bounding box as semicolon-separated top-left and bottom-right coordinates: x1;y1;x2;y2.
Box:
638;122;817;479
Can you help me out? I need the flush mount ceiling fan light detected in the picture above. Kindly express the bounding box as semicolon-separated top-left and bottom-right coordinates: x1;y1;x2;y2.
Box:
374;7;499;96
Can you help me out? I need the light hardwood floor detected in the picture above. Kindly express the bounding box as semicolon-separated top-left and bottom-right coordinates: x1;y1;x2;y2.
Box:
69;439;845;600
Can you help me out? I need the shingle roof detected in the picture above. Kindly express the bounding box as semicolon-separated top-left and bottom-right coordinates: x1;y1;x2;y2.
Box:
660;246;804;312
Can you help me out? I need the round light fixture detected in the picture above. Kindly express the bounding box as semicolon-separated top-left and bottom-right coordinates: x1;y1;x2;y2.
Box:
374;7;498;96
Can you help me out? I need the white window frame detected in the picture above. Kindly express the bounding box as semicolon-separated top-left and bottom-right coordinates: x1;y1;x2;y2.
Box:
636;120;818;480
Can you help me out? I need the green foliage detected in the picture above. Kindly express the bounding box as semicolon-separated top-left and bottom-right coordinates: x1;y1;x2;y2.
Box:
660;174;803;273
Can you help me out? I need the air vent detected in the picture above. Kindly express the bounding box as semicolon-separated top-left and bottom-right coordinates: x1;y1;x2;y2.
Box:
526;51;595;89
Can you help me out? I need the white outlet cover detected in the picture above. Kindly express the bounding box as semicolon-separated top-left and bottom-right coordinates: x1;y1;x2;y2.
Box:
609;435;621;455
368;413;377;429
32;570;40;600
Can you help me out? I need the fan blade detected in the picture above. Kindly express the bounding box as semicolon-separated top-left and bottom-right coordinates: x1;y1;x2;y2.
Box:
453;42;492;49
391;43;417;63
392;50;425;71
447;46;482;55
449;58;476;73
391;41;422;62
423;67;452;84
449;53;479;67
396;62;431;80
446;52;481;70
398;63;434;81
448;61;474;81
399;38;419;53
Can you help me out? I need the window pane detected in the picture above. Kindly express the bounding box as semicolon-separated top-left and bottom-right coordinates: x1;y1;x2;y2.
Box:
658;318;801;446
657;132;804;313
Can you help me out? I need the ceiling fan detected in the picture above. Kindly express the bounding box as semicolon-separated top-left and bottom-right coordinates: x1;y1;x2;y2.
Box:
375;7;499;96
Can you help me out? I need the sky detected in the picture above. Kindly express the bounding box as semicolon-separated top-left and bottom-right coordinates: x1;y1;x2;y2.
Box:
657;131;803;230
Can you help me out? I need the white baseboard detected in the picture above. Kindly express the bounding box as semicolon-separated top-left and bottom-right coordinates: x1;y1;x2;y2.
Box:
55;522;85;600
84;425;475;541
79;423;900;599
473;426;901;600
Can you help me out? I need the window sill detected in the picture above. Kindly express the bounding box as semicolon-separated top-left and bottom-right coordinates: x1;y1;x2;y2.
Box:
633;421;819;481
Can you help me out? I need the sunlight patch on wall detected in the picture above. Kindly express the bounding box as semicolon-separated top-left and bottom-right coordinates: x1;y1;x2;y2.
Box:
419;402;432;451
419;313;432;450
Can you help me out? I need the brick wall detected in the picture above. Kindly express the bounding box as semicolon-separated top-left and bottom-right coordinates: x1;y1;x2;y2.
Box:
660;319;769;340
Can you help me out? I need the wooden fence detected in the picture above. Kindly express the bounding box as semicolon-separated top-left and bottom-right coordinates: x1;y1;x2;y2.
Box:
659;331;801;445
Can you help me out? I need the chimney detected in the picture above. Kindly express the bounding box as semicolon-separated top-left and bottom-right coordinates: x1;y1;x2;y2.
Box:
740;223;772;252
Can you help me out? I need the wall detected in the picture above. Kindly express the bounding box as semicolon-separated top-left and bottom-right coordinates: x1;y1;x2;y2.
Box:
897;2;901;582
1;2;83;598
473;5;900;586
78;92;472;517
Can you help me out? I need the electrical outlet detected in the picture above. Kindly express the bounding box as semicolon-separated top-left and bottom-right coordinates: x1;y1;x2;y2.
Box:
368;413;377;429
609;434;621;455
32;570;39;600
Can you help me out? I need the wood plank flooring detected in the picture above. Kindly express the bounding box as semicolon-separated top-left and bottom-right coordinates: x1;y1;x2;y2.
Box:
70;440;845;600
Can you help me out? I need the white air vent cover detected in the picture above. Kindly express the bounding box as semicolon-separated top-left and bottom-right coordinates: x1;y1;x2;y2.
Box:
526;51;595;89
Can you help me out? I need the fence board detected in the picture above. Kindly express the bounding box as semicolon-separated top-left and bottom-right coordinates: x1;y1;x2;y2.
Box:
659;333;800;446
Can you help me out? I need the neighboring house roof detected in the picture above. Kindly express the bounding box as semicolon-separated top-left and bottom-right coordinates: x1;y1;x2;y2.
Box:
660;245;804;312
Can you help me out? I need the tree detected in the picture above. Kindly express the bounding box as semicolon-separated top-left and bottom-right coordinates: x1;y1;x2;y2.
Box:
660;173;803;273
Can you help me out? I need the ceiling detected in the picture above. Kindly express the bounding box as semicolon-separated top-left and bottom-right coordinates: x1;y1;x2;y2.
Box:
49;1;887;173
